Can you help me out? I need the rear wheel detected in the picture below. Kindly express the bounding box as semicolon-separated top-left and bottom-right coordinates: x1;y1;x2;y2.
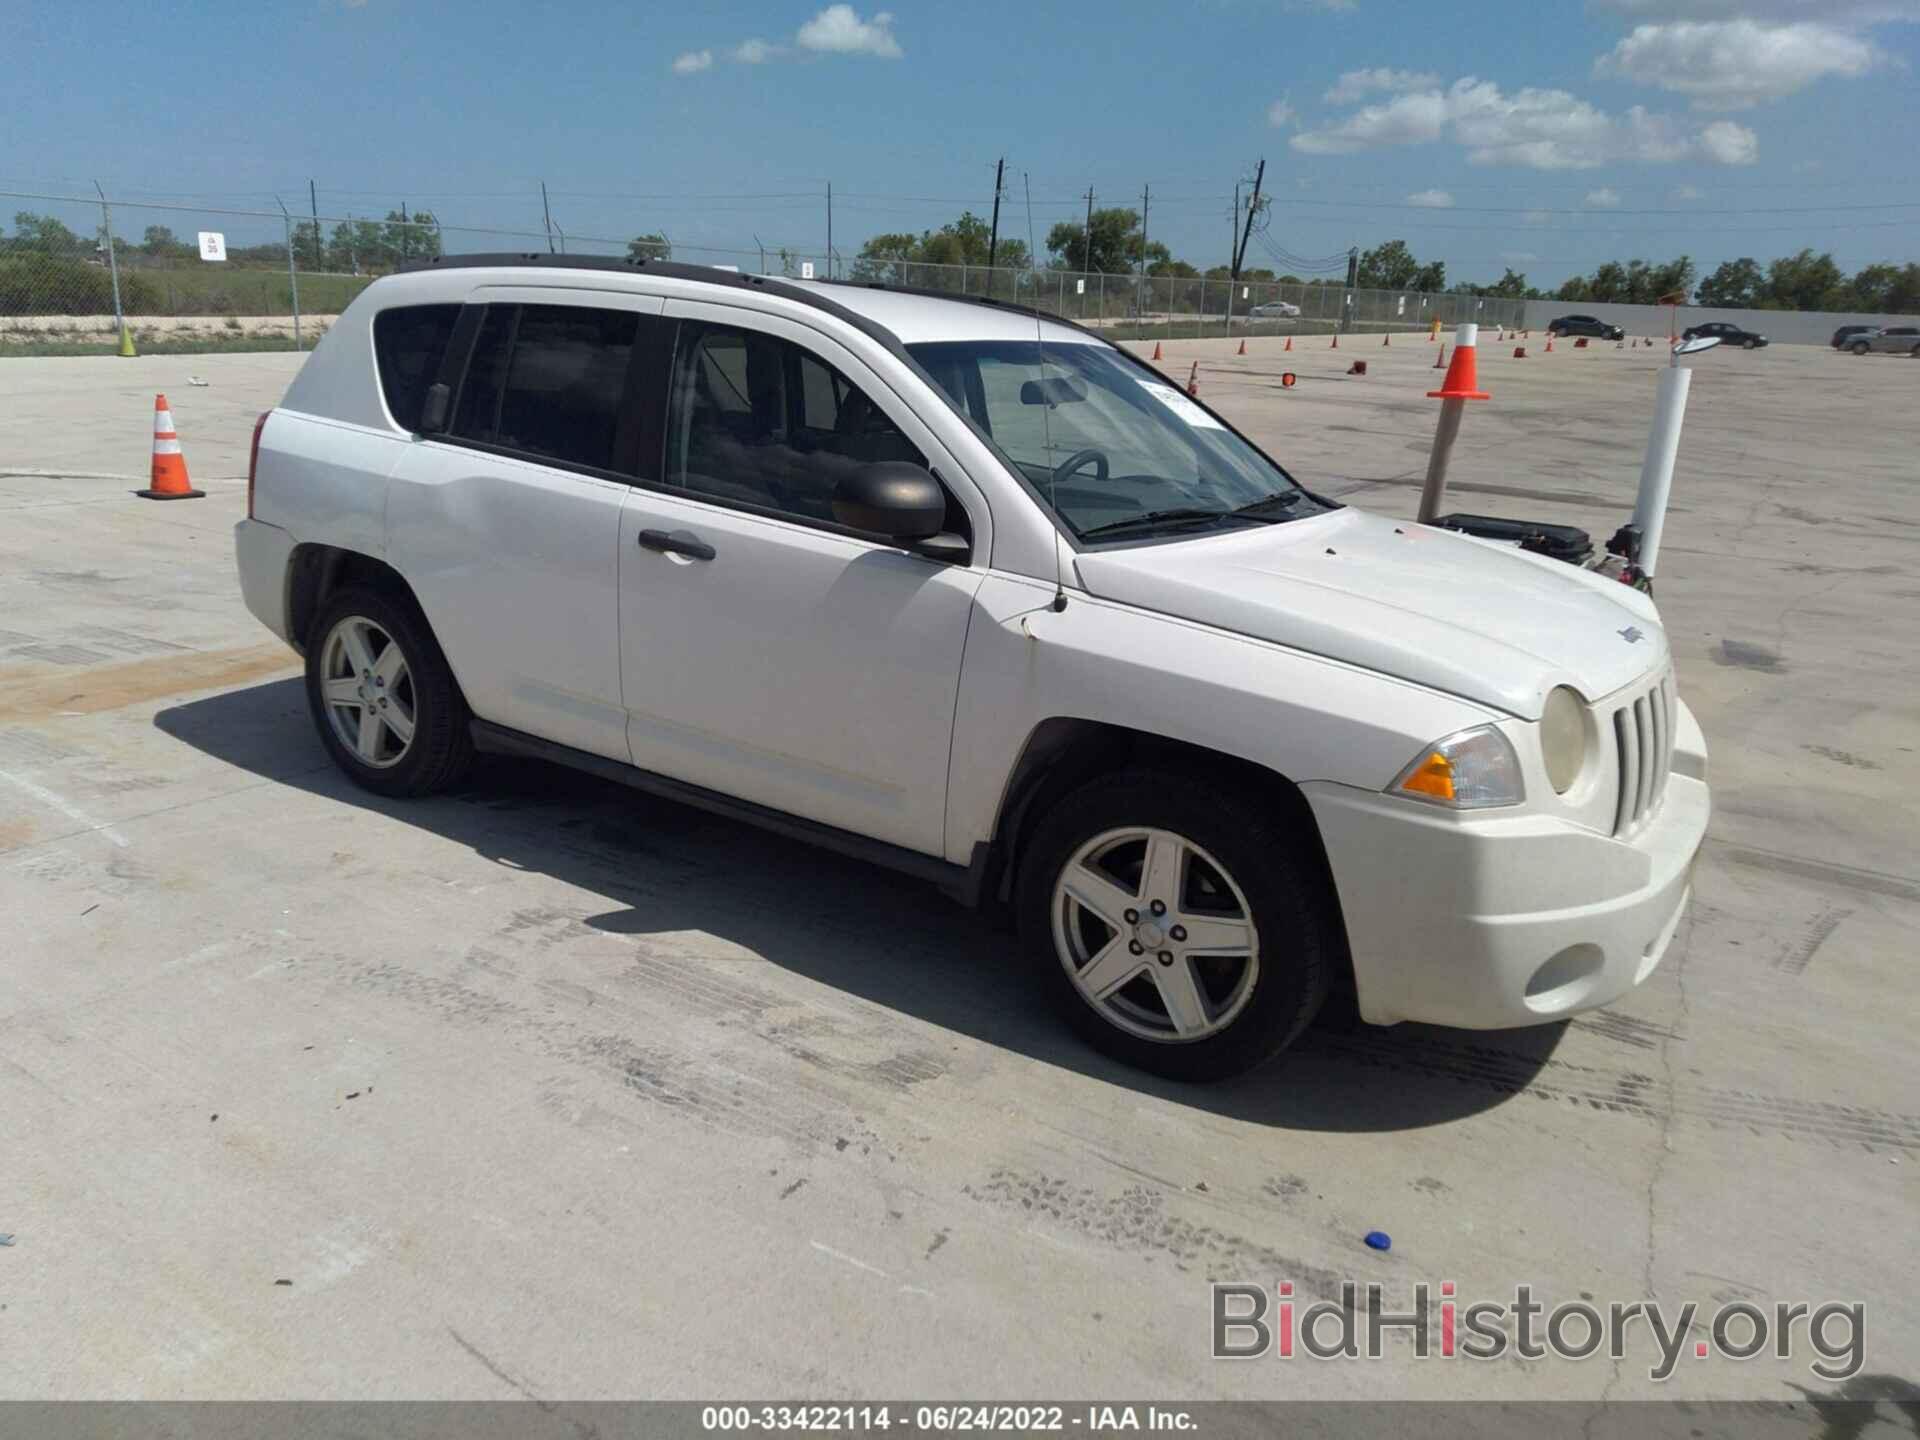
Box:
1018;769;1336;1081
305;586;472;797
1852;341;1870;355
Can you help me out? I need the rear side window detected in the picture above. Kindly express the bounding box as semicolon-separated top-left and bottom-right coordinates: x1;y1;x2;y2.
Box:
450;304;643;473
372;304;460;431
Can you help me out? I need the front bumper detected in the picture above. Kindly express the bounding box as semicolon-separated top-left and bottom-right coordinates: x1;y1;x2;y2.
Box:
1303;702;1709;1030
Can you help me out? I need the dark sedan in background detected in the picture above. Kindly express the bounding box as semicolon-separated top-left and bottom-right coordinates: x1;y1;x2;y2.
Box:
1546;314;1626;341
1683;321;1770;349
1832;324;1877;349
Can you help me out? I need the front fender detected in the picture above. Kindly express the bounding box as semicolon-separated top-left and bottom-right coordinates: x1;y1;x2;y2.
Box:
942;574;1500;865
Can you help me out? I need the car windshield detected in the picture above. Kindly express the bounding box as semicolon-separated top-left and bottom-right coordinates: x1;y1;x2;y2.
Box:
907;339;1330;542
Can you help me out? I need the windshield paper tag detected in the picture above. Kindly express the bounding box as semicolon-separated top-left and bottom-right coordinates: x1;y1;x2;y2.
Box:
1142;383;1225;430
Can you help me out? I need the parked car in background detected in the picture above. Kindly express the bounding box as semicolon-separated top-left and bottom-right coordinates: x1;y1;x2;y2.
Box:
1249;300;1301;319
1682;321;1769;349
1546;314;1625;341
1845;325;1920;356
1831;324;1876;349
235;255;1708;1081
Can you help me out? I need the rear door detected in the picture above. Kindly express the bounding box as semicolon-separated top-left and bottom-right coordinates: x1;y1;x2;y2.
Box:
387;287;667;762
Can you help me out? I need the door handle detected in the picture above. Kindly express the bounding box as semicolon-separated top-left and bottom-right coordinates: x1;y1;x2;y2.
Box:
639;529;715;562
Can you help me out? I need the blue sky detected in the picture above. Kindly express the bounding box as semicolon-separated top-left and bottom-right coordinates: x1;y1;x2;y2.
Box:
7;0;1918;289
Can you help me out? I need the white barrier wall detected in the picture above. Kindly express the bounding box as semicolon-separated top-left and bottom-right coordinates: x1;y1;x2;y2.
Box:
1520;300;1916;347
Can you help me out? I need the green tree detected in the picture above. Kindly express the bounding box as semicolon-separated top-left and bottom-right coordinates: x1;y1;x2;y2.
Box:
1410;260;1446;293
1695;257;1762;308
851;211;1030;279
1762;249;1844;311
1045;207;1148;273
8;212;86;255
139;225;195;260
627;233;671;261
1355;239;1419;290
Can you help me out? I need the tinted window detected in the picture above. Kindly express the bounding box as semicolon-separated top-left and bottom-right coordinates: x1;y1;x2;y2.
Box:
665;321;925;525
450;304;641;473
372;304;460;431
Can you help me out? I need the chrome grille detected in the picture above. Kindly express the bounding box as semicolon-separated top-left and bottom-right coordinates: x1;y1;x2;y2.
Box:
1611;670;1675;837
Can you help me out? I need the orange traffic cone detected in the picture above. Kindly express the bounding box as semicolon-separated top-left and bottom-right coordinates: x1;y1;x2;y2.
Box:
1283;335;1292;352
1186;362;1199;397
138;394;204;500
1330;332;1339;349
1428;325;1490;401
1433;343;1447;370
1574;337;1589;348
1151;341;1163;361
1545;336;1554;353
1382;332;1391;347
1237;338;1247;356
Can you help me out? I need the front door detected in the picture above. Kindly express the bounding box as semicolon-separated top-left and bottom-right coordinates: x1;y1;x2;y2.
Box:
615;302;984;856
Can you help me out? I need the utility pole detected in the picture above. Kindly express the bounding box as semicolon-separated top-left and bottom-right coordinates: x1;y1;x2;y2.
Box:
1138;182;1150;316
826;182;833;279
1344;245;1359;334
399;201;409;264
540;181;554;254
754;234;766;274
309;179;321;270
986;157;1005;273
1083;187;1095;273
1232;158;1264;281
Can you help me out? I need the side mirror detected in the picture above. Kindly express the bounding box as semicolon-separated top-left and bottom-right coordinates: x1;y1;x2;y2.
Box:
833;462;947;542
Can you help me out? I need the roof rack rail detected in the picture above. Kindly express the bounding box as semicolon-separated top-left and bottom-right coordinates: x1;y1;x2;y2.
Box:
397;252;1109;344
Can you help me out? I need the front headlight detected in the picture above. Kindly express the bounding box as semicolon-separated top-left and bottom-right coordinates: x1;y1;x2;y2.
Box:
1540;686;1588;794
1390;725;1525;810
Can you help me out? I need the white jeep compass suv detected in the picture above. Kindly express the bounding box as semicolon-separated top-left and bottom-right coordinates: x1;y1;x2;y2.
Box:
234;255;1708;1080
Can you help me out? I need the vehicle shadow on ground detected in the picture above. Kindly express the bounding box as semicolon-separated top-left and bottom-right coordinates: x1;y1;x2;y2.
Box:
155;678;1567;1133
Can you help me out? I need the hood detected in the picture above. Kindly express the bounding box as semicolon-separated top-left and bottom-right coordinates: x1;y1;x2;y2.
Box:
1072;508;1665;718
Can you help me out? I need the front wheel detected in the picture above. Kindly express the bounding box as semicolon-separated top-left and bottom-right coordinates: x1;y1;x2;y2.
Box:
1744;338;1758;350
305;586;472;797
1852;341;1870;355
1018;770;1337;1081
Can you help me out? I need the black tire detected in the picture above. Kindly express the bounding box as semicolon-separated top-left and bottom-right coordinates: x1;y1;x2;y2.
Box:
1016;769;1337;1082
1910;343;1920;358
304;585;473;798
1852;341;1870;355
1743;338;1758;350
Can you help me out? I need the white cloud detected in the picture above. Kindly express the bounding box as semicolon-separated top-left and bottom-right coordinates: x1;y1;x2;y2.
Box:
1406;188;1455;207
1500;251;1541;262
1592;0;1918;22
730;38;780;63
1281;0;1358;11
1325;67;1441;103
1267;96;1296;127
1522;209;1552;225
1671;183;1704;200
1585;186;1622;206
796;5;902;57
671;49;713;74
1290;76;1759;168
1700;118;1759;163
1596;19;1881;108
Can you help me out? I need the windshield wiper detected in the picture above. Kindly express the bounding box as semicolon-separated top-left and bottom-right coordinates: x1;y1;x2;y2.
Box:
1231;489;1306;518
1078;507;1237;540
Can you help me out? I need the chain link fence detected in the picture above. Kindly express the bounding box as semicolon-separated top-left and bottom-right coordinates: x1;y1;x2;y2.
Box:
1;188;1527;355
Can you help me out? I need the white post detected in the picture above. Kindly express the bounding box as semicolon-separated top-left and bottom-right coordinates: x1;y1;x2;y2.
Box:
1631;365;1692;578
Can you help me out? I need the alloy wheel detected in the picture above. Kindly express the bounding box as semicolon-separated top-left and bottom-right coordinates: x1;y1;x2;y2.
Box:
1050;826;1261;1044
319;615;417;769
